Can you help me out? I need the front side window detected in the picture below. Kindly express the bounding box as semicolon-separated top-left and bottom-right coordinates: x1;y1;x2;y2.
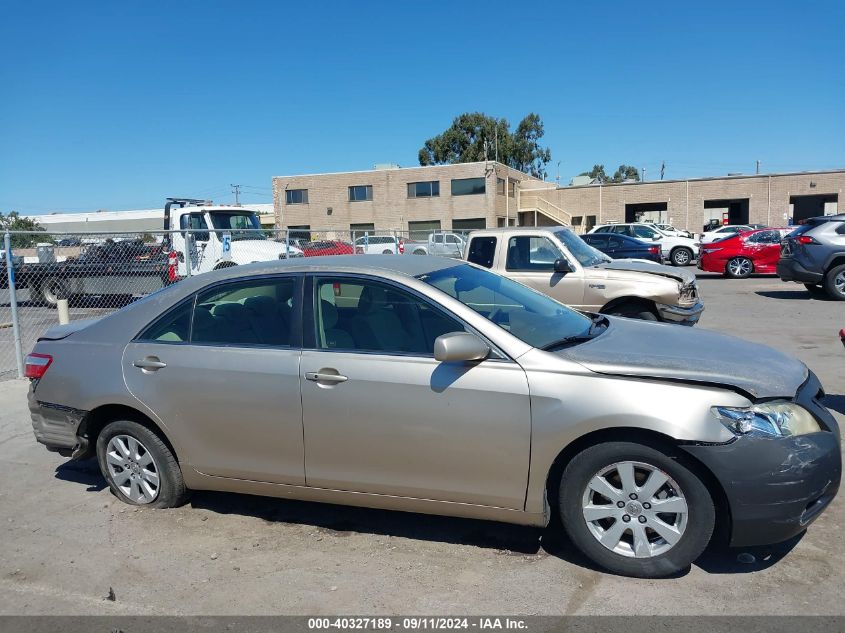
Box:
419;264;594;350
505;236;562;272
314;278;462;355
193;278;297;346
349;185;373;202
451;177;486;196
407;181;440;198
466;236;496;269
208;212;264;241
632;225;659;239
285;189;309;204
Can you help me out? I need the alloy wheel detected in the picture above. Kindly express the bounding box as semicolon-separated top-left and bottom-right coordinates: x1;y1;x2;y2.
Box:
728;257;752;277
581;460;688;558
835;271;845;295
105;434;160;503
672;249;691;265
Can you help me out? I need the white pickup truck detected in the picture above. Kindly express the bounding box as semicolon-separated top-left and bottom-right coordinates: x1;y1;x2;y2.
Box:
166;198;302;276
404;232;467;257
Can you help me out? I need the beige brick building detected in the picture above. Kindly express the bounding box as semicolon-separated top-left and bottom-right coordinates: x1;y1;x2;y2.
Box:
273;163;844;236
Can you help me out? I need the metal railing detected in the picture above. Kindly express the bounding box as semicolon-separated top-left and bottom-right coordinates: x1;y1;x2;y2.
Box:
1;227;472;380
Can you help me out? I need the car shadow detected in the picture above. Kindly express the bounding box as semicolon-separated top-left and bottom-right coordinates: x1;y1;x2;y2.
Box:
822;394;845;416
755;290;833;301
694;533;804;574
54;458;107;493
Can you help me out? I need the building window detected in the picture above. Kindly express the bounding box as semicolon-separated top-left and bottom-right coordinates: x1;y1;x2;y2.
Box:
508;179;516;198
285;189;308;204
451;177;486;196
585;215;597;231
288;225;311;241
407;181;440;198
349;185;373;202
408;220;441;241
350;223;375;240
452;218;486;231
497;178;505;195
572;216;583;226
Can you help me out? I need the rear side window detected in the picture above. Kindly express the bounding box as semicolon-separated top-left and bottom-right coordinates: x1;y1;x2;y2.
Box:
608;236;624;249
467;237;496;268
138;300;193;343
193;278;297;346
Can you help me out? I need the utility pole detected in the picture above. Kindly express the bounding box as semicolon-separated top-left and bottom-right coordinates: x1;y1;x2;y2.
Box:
556;160;561;185
756;160;761;175
231;184;241;206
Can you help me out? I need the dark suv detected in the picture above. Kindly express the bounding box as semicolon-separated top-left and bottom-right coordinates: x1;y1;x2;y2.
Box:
777;214;845;300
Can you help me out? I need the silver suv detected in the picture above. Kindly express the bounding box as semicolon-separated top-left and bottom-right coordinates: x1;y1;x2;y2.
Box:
777;214;845;300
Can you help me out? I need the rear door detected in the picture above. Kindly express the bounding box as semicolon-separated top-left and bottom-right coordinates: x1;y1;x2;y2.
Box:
122;274;305;484
745;230;785;272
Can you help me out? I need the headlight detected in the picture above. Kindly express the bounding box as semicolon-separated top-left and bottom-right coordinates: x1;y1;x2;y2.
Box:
678;282;698;305
712;402;821;437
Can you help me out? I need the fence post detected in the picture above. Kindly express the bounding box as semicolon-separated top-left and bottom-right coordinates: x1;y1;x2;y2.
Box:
4;232;25;379
285;229;289;259
183;230;192;278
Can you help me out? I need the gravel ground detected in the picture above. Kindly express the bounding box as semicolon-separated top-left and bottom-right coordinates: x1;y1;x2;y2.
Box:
0;273;842;615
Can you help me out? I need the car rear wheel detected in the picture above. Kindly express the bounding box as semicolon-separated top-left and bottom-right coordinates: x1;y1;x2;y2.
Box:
382;249;392;255
725;257;753;279
670;247;692;266
38;277;69;308
823;264;845;301
559;441;714;578
96;420;189;508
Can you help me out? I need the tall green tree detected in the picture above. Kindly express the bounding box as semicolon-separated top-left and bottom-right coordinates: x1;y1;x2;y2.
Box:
0;211;46;248
418;112;552;179
579;164;609;183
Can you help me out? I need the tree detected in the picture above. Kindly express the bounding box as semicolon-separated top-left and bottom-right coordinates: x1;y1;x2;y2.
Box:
0;211;46;249
418;112;552;179
578;164;640;183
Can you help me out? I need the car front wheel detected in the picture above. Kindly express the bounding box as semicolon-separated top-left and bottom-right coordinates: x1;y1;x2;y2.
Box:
559;441;715;578
725;257;753;279
96;420;189;508
670;247;693;266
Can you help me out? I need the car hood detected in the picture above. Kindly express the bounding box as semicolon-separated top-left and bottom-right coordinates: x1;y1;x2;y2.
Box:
590;260;697;285
557;317;807;399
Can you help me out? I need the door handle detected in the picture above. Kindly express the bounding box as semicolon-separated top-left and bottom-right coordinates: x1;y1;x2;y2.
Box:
305;372;348;383
133;357;167;371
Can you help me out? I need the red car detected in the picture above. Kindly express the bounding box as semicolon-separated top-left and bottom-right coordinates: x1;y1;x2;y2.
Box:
699;227;792;278
300;240;354;257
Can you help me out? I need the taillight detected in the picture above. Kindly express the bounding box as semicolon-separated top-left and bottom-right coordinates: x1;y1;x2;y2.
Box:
648;246;660;254
398;240;405;254
25;353;53;379
796;236;818;245
167;251;179;282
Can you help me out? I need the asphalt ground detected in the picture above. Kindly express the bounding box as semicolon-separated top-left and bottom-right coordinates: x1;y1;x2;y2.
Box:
0;273;843;615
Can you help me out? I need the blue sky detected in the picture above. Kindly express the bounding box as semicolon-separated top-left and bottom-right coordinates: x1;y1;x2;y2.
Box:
1;1;843;213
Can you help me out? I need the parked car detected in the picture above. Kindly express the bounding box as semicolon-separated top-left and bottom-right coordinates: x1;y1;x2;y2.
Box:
840;328;845;349
465;227;703;324
699;225;754;245
581;233;662;263
698;228;792;278
300;240;354;257
26;255;840;578
777;214;845;300
653;224;693;239
354;235;404;254
404;232;467;257
588;223;700;266
56;238;82;247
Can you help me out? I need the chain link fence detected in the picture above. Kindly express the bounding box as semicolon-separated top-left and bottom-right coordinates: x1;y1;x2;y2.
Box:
1;227;471;380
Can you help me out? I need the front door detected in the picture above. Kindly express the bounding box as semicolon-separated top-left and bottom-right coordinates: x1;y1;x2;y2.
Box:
501;234;586;308
122;275;305;484
299;275;531;510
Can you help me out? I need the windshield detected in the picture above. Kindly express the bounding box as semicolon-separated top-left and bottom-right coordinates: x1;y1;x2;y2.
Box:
553;229;610;267
417;263;596;349
208;211;264;240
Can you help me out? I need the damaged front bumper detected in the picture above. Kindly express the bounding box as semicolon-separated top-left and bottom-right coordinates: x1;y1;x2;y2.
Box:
682;374;841;547
656;300;704;326
28;386;89;459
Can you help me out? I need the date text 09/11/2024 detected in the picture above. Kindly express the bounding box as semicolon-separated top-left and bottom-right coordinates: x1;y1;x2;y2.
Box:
306;617;528;630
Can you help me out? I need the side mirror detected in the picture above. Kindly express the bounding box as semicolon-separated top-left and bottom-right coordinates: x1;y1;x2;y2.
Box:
554;258;573;273
652;235;662;241
434;332;489;363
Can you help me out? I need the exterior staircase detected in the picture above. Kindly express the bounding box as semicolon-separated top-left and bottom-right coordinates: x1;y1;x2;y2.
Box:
518;192;578;231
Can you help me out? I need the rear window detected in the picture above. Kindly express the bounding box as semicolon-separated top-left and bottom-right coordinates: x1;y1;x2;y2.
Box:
467;236;496;268
787;224;816;238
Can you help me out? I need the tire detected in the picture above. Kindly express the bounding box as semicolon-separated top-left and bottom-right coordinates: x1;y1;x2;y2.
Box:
413;249;426;255
605;302;658;321
559;441;715;578
382;249;393;255
804;283;827;297
96;419;189;509
214;261;238;270
823;264;845;301
38;277;69;309
670;247;693;267
725;257;753;279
